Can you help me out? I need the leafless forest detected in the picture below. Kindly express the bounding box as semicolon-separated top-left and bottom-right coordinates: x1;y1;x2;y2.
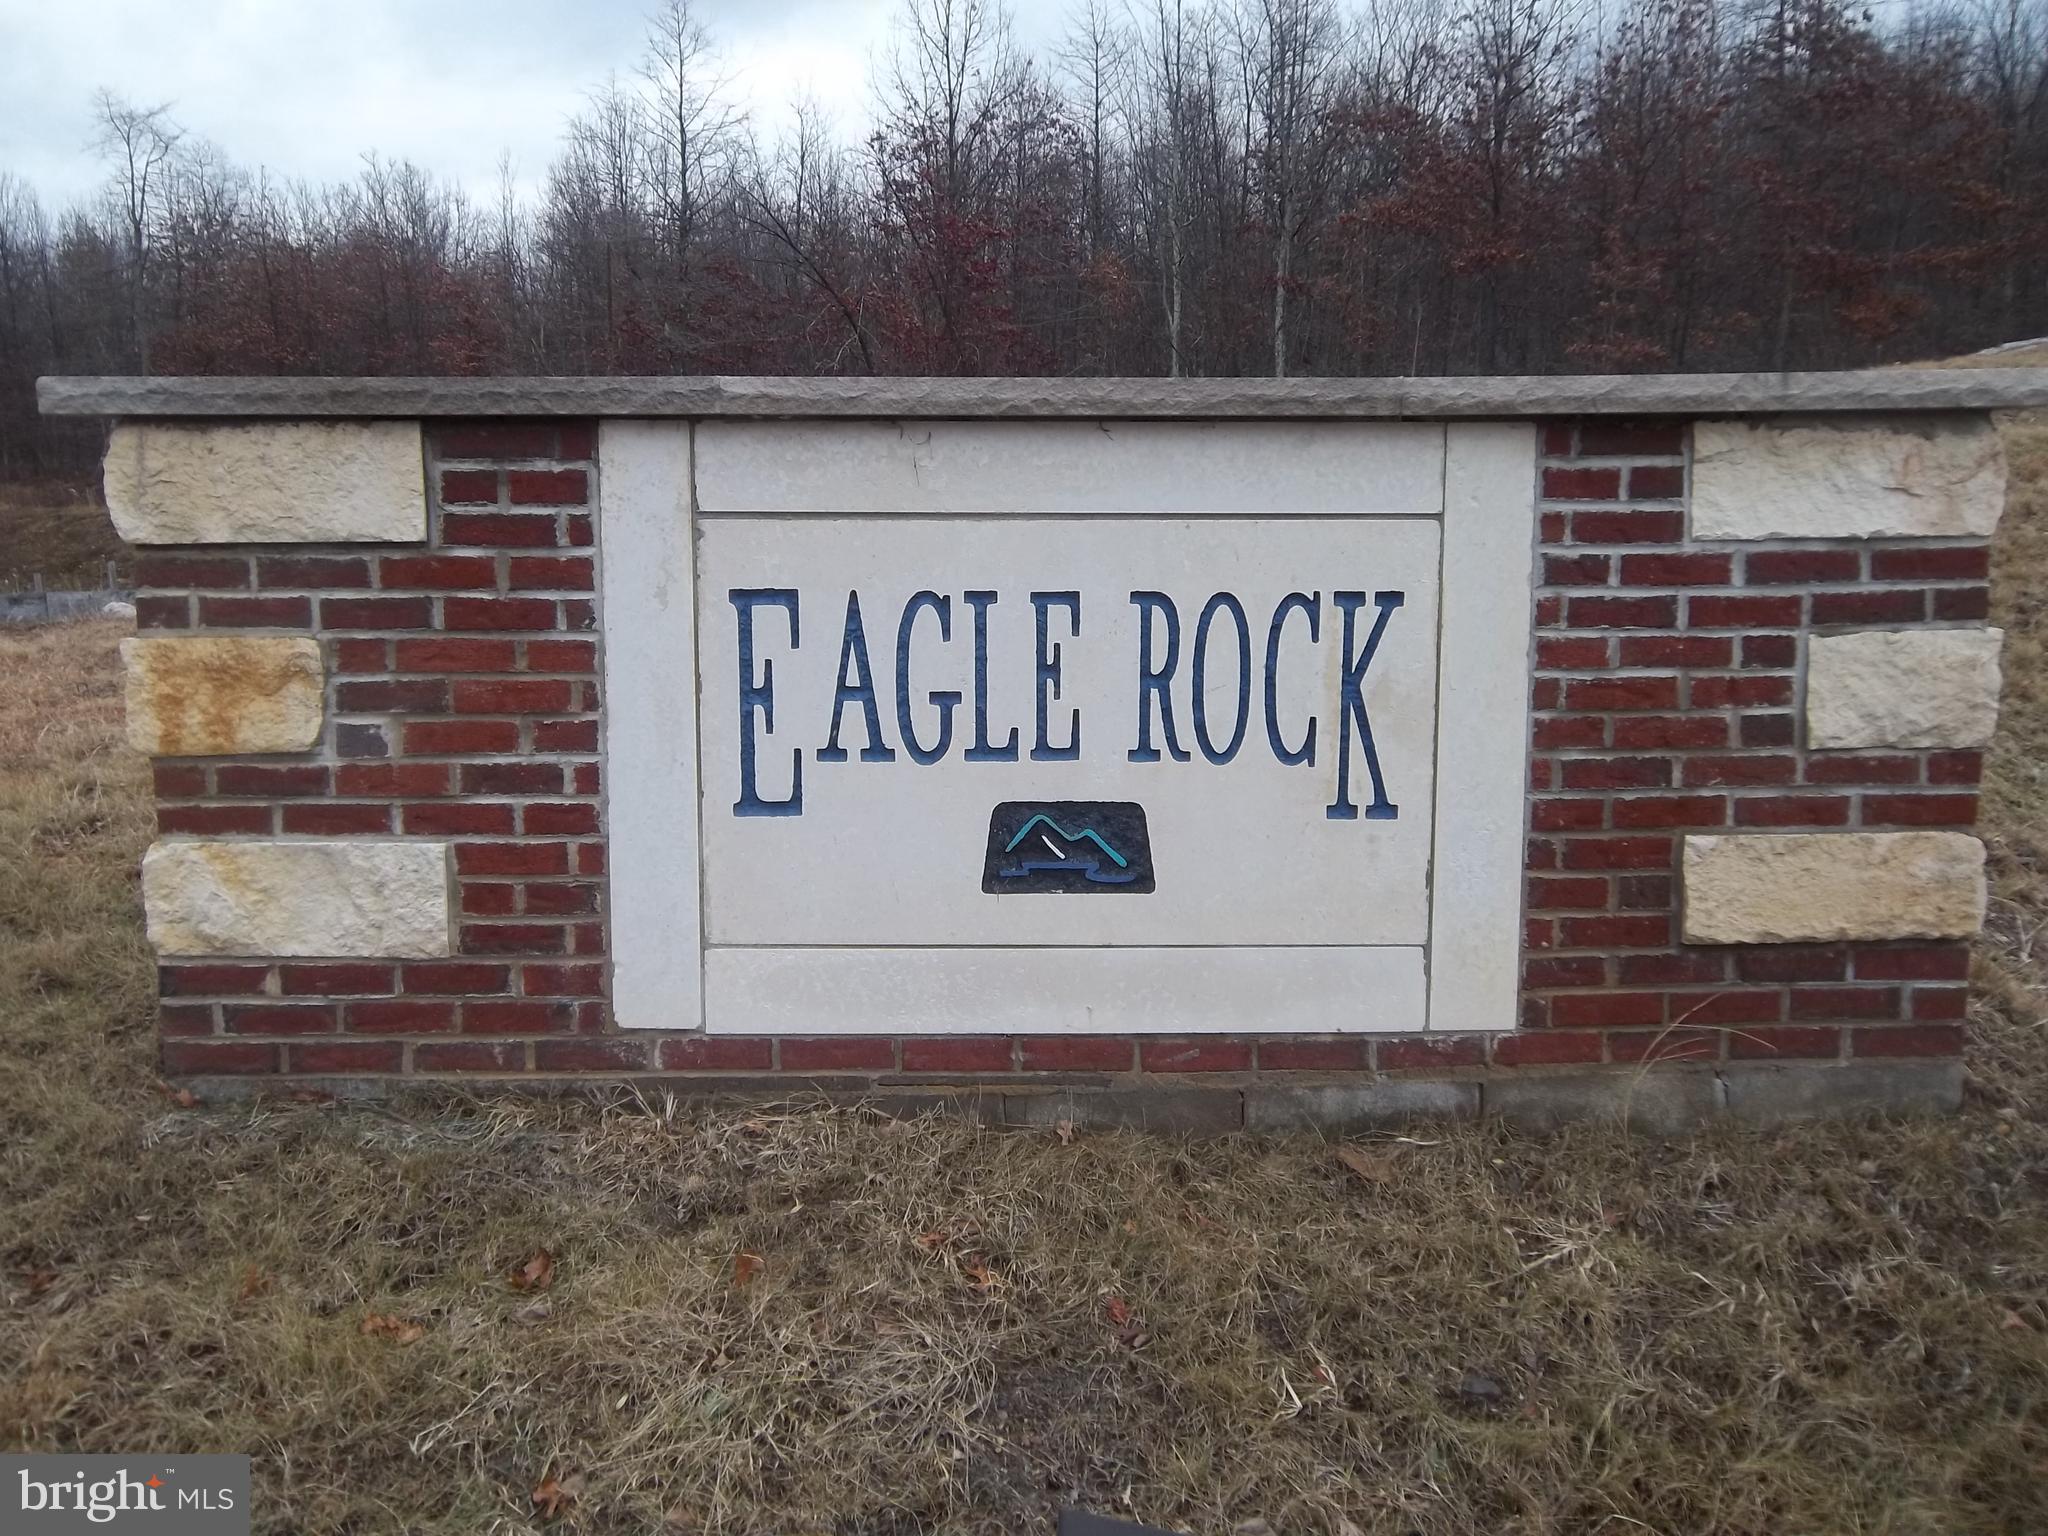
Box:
4;0;2047;476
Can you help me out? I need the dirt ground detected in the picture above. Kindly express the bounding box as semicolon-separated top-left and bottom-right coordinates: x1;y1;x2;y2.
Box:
2;399;2045;1534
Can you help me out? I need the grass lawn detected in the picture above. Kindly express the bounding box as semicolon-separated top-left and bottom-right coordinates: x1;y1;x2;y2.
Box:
2;407;2045;1534
0;480;127;592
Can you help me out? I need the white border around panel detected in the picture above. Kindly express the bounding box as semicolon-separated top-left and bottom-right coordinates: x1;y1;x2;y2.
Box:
1427;423;1538;1033
704;946;1427;1035
694;420;1446;514
598;421;703;1030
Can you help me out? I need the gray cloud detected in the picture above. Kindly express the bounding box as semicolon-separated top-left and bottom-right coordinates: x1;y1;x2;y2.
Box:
0;0;923;207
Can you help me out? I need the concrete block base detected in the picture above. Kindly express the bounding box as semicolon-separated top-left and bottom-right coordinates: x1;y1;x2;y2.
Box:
1721;1060;1965;1124
1483;1071;1723;1135
1246;1080;1480;1131
178;1062;1968;1135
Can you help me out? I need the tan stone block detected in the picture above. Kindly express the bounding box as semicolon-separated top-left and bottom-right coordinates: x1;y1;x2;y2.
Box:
104;421;425;544
122;636;325;756
1681;832;1985;944
1692;415;2005;539
1807;628;2004;749
143;840;453;958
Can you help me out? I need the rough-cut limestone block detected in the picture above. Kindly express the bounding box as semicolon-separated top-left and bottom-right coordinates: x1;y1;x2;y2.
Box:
1692;415;2005;539
1807;627;2004;749
1681;832;1985;944
144;840;452;958
121;636;324;756
104;421;425;544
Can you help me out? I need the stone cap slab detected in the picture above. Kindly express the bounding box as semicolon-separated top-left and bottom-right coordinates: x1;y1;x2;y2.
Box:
37;368;2048;420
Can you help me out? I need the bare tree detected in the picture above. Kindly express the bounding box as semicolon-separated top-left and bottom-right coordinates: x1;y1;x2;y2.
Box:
1130;0;1199;374
6;0;2048;477
1970;0;2048;331
641;0;745;282
91;90;183;373
883;0;1021;205
0;174;53;475
873;0;1033;366
1235;0;1347;373
740;101;878;371
1448;0;1580;367
1059;0;1133;257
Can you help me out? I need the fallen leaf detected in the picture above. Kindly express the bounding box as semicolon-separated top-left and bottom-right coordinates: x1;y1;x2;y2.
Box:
532;1469;583;1519
1121;1218;1138;1236
359;1313;425;1344
959;1255;1001;1290
1105;1296;1133;1327
1336;1144;1400;1185
508;1248;556;1293
913;1231;949;1253
734;1251;764;1288
2001;1309;2031;1331
170;1087;199;1109
237;1264;270;1300
1055;1118;1075;1144
24;1269;58;1297
515;1299;554;1324
1117;1327;1150;1350
663;1507;700;1533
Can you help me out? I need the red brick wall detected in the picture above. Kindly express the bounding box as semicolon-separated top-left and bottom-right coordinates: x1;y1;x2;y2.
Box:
1522;420;1980;1070
145;422;608;1079
137;418;1981;1116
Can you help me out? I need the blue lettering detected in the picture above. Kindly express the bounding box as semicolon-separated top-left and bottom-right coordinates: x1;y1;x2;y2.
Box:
1327;591;1402;820
730;588;802;816
1031;591;1081;761
1128;591;1190;762
1191;592;1251;764
819;590;896;763
962;590;1019;761
895;591;961;764
1264;592;1320;766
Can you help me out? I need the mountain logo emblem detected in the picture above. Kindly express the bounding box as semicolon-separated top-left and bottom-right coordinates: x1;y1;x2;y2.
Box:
981;802;1156;894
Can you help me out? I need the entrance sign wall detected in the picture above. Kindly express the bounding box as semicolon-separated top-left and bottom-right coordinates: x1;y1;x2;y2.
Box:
39;368;2048;1132
605;421;1533;1038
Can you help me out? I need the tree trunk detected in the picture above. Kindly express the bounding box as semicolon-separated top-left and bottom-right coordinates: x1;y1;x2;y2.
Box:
1272;199;1290;378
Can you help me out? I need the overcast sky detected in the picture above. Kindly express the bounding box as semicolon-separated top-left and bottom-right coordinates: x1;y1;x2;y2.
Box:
0;0;1059;208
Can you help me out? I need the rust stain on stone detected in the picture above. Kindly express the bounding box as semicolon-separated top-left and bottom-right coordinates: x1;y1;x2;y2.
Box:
124;637;324;757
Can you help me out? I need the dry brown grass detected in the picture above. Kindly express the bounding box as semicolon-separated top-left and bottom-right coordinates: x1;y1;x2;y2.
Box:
4;429;2048;1532
0;480;128;591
